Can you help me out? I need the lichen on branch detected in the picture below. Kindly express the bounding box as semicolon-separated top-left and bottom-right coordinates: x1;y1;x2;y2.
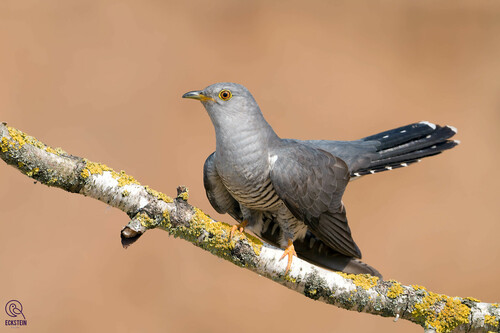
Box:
1;122;499;333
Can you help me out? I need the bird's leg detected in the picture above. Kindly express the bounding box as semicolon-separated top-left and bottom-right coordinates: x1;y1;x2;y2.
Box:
229;220;248;240
280;239;297;275
229;208;261;240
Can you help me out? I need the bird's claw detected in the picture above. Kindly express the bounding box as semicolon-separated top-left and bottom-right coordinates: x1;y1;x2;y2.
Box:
279;239;297;275
229;220;248;240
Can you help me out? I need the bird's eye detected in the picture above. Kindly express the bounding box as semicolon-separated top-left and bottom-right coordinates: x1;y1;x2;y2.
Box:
218;89;232;101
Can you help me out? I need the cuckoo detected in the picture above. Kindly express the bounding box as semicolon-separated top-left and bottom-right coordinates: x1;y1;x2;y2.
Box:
182;82;459;277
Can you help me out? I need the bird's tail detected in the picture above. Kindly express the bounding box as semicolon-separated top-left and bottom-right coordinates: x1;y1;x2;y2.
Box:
258;215;382;278
352;121;459;178
293;231;383;278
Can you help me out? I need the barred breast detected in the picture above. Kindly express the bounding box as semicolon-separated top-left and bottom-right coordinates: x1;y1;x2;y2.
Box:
215;128;282;212
227;177;282;211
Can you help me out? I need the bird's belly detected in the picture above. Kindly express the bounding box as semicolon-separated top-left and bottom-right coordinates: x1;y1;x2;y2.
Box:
256;206;309;248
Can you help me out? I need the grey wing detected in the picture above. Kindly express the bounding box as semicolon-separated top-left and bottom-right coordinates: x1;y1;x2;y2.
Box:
203;152;243;222
269;143;362;258
284;138;379;175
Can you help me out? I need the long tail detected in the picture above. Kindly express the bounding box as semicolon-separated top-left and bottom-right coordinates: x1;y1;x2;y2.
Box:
351;121;459;178
293;231;382;278
258;214;382;278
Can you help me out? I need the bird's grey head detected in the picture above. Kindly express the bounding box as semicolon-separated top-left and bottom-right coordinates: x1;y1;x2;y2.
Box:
182;82;264;129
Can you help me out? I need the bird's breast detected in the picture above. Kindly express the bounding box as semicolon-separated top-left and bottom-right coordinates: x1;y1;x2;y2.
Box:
215;144;282;211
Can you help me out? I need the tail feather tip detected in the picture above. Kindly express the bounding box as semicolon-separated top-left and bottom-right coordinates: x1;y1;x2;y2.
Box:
419;121;436;130
446;125;458;134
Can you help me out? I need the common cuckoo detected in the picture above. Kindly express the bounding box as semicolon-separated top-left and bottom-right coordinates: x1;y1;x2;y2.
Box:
183;82;459;277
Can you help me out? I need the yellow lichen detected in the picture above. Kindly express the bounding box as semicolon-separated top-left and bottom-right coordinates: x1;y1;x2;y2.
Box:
188;208;237;254
80;160;113;179
48;146;67;155
7;127;27;148
45;146;59;154
122;190;130;197
162;210;170;223
177;191;189;201
464;297;481;303
79;161;141;188
26;167;40;177
112;170;140;187
387;282;405;298
160;207;262;262
135;212;157;228
47;178;58;185
7;126;64;156
145;186;174;203
337;272;379;290
485;315;498;327
412;291;470;333
240;232;264;254
1;137;9;152
2;127;43;153
17;162;24;168
412;285;427;291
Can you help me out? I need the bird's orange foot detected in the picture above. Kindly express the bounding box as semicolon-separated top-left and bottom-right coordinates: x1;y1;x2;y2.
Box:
279;239;297;275
229;220;248;240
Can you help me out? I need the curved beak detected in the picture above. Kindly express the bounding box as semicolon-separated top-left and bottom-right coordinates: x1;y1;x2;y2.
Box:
182;90;214;102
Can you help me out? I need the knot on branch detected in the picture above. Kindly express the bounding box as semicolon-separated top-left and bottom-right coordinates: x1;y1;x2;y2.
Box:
176;185;189;201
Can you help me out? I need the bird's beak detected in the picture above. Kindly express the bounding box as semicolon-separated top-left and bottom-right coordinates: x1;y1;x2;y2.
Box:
182;90;215;102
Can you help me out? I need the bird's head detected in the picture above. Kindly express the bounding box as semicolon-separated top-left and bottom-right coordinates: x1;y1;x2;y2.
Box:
182;82;263;126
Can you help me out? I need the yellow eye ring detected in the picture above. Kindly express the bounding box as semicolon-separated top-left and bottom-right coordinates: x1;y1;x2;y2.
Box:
218;89;232;101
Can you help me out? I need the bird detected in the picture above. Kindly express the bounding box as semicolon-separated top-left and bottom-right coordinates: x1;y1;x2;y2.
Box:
182;82;459;278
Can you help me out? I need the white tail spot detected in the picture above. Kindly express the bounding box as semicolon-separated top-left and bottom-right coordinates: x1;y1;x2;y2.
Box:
354;172;360;177
426;135;431;139
400;130;407;133
419;121;436;130
453;140;461;144
369;170;375;174
383;135;389;139
385;166;392;170
401;163;408;167
431;145;437;149
447;125;458;133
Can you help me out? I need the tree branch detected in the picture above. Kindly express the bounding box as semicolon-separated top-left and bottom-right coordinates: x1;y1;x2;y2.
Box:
1;122;499;333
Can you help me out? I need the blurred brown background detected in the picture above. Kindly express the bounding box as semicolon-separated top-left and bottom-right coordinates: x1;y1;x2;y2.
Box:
1;0;499;332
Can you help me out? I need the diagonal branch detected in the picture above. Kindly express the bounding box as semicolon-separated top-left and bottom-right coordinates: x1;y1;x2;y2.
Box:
1;122;499;333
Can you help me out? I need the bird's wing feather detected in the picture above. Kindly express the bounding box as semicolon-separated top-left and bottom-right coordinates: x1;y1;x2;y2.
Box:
203;152;243;222
269;143;361;258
